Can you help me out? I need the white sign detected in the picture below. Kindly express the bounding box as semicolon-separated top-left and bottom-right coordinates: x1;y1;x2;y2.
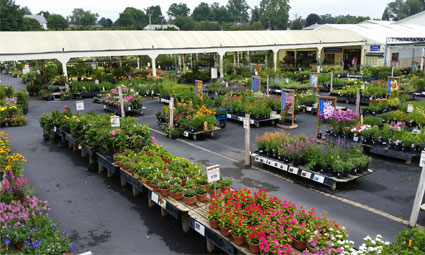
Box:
243;119;249;129
420;151;425;167
110;116;120;128
194;221;205;236
22;64;30;74
313;175;325;183
183;131;189;137
211;68;218;79
407;104;414;113
207;165;220;183
361;84;365;90
76;101;84;111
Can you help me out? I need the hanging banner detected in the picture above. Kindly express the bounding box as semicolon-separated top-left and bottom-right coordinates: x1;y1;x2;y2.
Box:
281;91;286;112
281;90;295;114
387;76;400;96
252;76;261;92
317;96;337;125
195;80;203;97
211;68;218;79
310;72;318;88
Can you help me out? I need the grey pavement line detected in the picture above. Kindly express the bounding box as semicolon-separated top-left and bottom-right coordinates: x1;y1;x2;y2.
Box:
137;115;155;118
147;127;425;230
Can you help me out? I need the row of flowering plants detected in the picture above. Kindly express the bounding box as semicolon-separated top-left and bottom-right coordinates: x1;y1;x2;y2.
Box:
0;131;73;254
99;85;143;111
256;131;372;178
113;144;233;204
208;188;350;254
0;85;29;127
39;106;152;154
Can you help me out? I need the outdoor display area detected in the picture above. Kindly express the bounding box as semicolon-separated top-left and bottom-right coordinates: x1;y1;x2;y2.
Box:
1;58;425;254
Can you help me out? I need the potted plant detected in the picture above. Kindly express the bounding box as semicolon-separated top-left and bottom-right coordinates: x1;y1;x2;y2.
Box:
196;175;209;190
208;182;221;198
289;224;310;251
171;185;183;200
208;200;221;229
151;177;160;192
183;189;196;205
246;228;261;254
195;185;207;202
159;181;171;197
218;214;231;237
221;178;232;192
230;219;247;246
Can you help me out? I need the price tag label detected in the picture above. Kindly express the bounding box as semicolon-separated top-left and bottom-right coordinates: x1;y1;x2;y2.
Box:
243;119;249;129
250;119;254;124
313;175;325;183
301;170;312;179
76;101;84;111
183;131;189;137
420;151;425;167
110;116;120;128
151;192;159;204
194;221;205;236
238;116;243;121
306;107;312;112
288;167;299;175
407;104;414;113
128;107;131;111
279;164;288;171
207;165;220;183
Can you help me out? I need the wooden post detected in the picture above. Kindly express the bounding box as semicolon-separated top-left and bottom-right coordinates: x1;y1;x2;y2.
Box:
169;97;174;134
98;163;104;174
181;212;190;233
161;208;168;217
330;70;334;92
120;176;127;187
107;170;113;178
244;114;251;167
409;166;425;227
148;197;155;208
132;186;140;196
233;52;237;75
266;75;269;95
206;239;216;253
355;90;361;114
118;85;125;118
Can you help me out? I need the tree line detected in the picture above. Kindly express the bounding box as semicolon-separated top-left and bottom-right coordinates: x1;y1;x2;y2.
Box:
1;0;423;32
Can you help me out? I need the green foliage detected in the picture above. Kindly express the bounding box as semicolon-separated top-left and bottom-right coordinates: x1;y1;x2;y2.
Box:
184;189;196;197
0;0;25;31
69;8;98;27
47;14;69;30
383;228;425;254
259;0;290;29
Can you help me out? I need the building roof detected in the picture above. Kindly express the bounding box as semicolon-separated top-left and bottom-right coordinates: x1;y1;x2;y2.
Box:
395;10;425;24
24;15;47;24
0;30;365;61
357;20;393;25
144;24;179;30
313;23;425;45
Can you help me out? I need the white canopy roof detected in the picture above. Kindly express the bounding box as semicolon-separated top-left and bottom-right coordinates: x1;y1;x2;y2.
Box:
0;30;365;61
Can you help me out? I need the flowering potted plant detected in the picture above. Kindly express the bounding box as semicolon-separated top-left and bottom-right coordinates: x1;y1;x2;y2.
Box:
208;182;221;198
220;178;232;192
171;185;183;200
159;181;171;197
183;189;196;205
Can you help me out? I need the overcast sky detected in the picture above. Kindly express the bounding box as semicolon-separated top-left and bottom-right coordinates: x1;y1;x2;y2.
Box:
16;0;394;21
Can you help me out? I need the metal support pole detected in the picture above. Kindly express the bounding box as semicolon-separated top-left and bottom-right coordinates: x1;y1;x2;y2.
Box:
169;97;174;133
219;53;224;79
330;70;334;92
150;54;158;76
244;114;251;167
409;166;425;227
118;85;125;117
273;50;278;71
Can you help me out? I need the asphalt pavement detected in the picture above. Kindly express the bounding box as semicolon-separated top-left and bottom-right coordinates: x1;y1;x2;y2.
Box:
1;73;424;254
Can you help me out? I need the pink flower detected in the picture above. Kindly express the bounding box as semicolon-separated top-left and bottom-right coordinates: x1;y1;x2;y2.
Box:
111;130;116;136
78;144;82;150
150;136;156;143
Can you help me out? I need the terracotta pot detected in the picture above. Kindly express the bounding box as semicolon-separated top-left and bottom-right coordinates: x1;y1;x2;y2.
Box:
232;234;245;246
159;188;170;197
292;239;307;251
209;219;219;229
197;193;208;202
151;184;160;192
180;178;187;186
219;226;231;237
209;189;221;198
198;183;209;190
173;191;183;200
221;185;231;192
147;180;152;186
184;195;196;205
15;242;25;250
248;242;260;254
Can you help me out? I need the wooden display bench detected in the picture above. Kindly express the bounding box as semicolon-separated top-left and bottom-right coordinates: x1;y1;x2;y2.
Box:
226;112;280;128
362;144;418;165
251;152;373;191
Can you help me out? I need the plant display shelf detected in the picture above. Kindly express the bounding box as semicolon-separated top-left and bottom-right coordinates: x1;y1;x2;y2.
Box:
74;91;100;99
251;152;373;191
299;104;347;115
180;126;221;140
226;112;281;128
362;144;418;165
103;104;143;116
159;97;171;104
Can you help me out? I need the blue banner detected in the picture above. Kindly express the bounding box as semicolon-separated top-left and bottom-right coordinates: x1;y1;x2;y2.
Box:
387;78;392;95
319;98;325;114
281;91;286;112
370;45;381;52
252;76;260;92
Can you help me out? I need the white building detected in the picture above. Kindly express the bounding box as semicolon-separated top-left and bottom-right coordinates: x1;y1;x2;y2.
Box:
24;15;47;30
143;24;179;30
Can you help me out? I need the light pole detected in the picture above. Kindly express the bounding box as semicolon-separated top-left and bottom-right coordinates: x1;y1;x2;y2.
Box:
159;15;164;30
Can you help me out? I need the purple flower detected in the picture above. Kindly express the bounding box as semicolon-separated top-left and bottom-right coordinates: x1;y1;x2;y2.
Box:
4;238;11;245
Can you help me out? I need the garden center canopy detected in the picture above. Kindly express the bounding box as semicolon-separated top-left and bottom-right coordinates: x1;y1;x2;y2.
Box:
0;30;366;76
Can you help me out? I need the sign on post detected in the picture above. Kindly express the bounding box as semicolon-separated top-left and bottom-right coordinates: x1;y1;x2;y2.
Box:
110;116;120;128
211;68;218;80
252;76;261;93
207;165;220;183
310;72;319;90
317;96;337;135
278;89;297;129
409;151;425;227
386;76;400;98
243;118;249;129
407;104;414;113
195;80;203;98
76;101;84;111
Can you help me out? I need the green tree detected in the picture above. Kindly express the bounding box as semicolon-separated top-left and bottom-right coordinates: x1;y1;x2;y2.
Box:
290;17;305;30
259;0;290;29
226;0;250;22
192;2;211;21
69;8;98;27
147;5;163;24
305;13;321;27
167;3;190;20
114;7;146;29
195;21;221;30
22;6;31;14
382;0;423;21
22;17;42;30
250;6;260;23
47;14;68;30
173;16;196;30
336;17;348;24
98;17;113;28
355;16;370;23
37;11;50;19
250;21;264;30
0;0;25;31
210;2;231;23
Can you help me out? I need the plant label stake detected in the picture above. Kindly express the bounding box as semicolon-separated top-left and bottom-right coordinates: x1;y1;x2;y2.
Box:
330;70;334;92
118;85;125;117
169;97;174;132
266;75;269;95
409;151;425;227
407;104;414;113
76;101;84;111
110;116;120;128
310;72;319;94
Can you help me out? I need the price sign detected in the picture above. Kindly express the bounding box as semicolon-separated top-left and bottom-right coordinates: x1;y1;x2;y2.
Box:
207;165;220;183
128;106;131;111
407;104;414;113
243;119;249;129
76;101;84;111
53;126;57;132
103;105;106;109
361;84;365;90
110;116;120;128
194;221;205;236
420;151;425;167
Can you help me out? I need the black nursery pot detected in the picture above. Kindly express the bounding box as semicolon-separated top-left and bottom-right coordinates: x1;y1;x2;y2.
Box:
293;158;299;167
